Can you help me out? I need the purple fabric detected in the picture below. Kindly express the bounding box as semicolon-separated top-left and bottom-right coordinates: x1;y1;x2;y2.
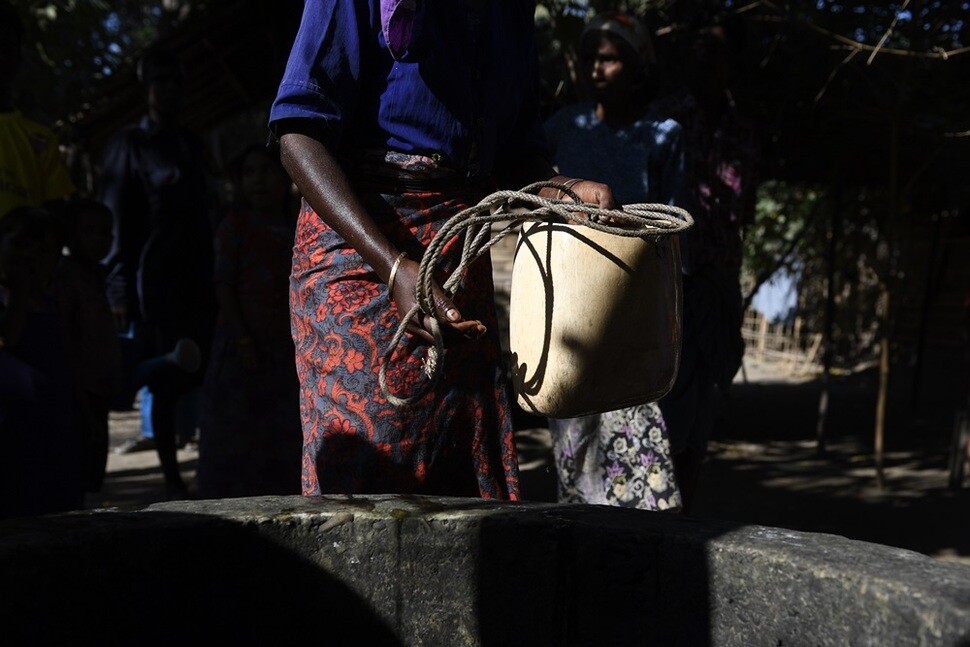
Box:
381;0;416;60
269;0;548;181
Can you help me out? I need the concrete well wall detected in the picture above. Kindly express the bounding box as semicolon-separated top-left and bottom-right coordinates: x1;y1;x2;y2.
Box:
0;495;967;646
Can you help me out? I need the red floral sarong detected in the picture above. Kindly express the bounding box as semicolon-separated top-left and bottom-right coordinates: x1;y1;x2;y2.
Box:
290;166;518;499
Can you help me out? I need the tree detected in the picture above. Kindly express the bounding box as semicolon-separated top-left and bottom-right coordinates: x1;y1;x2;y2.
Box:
14;0;201;125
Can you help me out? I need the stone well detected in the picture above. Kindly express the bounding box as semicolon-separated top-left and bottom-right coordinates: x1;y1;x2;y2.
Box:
1;495;968;646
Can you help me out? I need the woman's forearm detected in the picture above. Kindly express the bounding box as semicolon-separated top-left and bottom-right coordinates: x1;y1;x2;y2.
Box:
279;133;401;281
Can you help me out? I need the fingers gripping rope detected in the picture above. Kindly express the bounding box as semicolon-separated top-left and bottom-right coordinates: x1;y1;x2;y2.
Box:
378;181;694;406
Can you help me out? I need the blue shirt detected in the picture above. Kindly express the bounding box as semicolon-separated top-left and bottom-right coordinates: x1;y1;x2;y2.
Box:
544;102;685;207
269;0;547;180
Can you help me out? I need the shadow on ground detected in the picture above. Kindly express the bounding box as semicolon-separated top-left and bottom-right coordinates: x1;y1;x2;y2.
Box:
690;362;970;561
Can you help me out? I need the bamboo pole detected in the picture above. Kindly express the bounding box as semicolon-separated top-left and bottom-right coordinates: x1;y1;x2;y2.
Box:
875;289;890;489
911;211;943;408
816;186;841;455
757;313;769;362
873;93;905;489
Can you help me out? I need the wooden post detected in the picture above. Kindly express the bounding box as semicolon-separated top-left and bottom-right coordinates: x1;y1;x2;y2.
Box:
875;289;890;489
802;333;824;373
757;313;769;362
816;186;842;455
911;211;943;409
873;80;908;490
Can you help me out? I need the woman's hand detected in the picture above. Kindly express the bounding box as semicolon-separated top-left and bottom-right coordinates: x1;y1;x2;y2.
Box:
545;176;626;224
389;257;486;345
566;179;616;210
279;133;484;345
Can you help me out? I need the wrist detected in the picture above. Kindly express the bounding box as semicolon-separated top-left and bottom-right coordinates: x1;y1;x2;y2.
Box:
554;177;583;201
368;244;406;283
387;252;408;291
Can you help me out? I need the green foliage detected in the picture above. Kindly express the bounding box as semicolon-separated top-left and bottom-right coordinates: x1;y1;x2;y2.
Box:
539;0;968;360
5;0;964;360
743;181;820;289
12;0;200;124
787;1;966;52
743;181;896;362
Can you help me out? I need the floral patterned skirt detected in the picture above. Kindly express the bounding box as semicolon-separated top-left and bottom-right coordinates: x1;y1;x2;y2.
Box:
290;175;518;499
549;402;681;510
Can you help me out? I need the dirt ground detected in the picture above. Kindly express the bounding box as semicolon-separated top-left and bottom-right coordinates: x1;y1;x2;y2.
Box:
695;359;970;565
89;354;969;566
513;359;969;565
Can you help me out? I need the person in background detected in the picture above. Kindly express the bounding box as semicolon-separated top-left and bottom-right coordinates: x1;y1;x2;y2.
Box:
0;207;82;517
543;12;683;511
99;44;216;499
270;0;614;499
0;0;74;218
54;198;122;495
197;144;301;498
655;18;758;510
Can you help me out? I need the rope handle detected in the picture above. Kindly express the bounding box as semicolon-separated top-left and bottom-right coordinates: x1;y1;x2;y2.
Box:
378;181;693;406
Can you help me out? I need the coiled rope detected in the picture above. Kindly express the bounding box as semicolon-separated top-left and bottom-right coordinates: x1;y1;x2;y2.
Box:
379;180;693;406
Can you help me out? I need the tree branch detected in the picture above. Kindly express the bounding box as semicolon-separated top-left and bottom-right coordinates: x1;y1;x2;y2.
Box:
759;0;970;61
743;220;812;310
866;0;911;66
815;48;860;103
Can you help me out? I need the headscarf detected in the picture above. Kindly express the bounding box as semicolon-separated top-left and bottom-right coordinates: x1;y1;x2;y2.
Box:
580;12;657;71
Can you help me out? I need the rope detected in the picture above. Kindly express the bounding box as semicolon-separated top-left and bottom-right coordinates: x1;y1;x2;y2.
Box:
379;180;694;406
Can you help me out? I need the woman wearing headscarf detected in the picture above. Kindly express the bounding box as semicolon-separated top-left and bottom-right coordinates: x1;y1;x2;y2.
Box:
544;12;685;511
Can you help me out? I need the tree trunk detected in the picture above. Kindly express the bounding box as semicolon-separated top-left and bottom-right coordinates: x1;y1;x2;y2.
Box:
875;288;890;490
874;86;907;489
815;186;841;455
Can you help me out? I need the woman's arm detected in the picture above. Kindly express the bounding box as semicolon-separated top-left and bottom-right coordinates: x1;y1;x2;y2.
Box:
279;133;485;343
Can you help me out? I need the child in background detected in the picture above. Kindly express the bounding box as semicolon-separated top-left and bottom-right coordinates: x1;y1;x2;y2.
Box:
197;144;301;498
0;207;82;517
55;199;122;493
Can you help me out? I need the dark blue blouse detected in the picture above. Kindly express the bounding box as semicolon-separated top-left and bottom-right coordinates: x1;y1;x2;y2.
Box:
269;0;547;181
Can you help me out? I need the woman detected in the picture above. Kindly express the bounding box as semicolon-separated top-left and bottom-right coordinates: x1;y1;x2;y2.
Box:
269;0;614;499
544;12;684;510
197;145;302;498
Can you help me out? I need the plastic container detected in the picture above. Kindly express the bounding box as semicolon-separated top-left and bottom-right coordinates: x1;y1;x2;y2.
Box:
508;221;682;418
